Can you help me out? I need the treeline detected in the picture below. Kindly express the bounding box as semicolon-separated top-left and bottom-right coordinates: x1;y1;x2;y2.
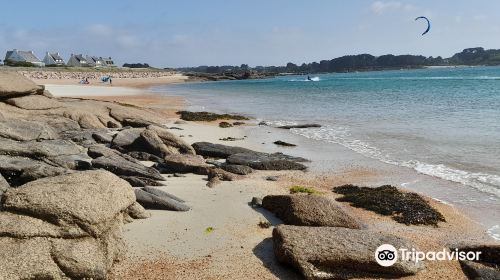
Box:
122;63;150;68
177;47;500;74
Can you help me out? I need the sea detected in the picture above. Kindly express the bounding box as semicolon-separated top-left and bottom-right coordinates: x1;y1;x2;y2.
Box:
152;66;500;240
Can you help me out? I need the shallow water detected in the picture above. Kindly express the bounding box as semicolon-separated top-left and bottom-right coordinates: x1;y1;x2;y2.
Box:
153;66;500;239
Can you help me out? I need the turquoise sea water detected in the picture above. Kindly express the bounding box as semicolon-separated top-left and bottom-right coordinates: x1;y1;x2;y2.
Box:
155;67;500;203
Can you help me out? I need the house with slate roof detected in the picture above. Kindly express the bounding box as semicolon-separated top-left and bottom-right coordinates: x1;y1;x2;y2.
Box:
43;52;65;66
4;49;45;66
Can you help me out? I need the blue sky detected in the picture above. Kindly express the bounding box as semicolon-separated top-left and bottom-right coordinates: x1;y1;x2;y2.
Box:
2;0;500;67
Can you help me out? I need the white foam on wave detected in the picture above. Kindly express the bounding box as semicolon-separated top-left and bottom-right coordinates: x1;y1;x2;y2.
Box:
289;124;500;198
487;225;500;241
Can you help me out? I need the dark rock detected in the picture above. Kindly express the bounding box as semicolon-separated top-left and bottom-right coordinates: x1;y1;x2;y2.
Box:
134;188;189;211
0;155;69;186
168;126;183;130
273;140;297;147
176;111;249;122
460;260;500;280
192;142;255;159
119;176;165;187
227;152;308;170
258;121;268;126
262;195;361;228
142;186;185;203
126;151;164;163
219;137;244;141
233;121;245;126
48;154;93;170
266;176;279;181
333;184;445;226
92;154;164;181
163;154;210;174
220;163;253;175
454;245;500;279
250;197;263;208
273;225;423;279
219;121;233;128
92;131;113;143
278;124;321;129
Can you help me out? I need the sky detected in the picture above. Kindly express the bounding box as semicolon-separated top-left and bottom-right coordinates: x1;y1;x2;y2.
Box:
2;0;500;68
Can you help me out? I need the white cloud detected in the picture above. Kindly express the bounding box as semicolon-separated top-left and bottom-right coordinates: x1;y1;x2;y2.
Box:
86;24;113;36
371;1;415;14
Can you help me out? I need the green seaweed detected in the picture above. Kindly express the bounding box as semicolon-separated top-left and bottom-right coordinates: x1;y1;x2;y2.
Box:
333;184;445;226
290;185;320;195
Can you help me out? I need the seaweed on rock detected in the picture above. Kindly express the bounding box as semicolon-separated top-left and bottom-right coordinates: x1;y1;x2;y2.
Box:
333;184;445;226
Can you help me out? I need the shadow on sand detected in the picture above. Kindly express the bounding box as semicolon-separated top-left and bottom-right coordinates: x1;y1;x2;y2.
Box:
250;206;302;279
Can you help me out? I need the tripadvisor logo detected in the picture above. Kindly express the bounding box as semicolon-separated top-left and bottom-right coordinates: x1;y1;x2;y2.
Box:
374;244;482;266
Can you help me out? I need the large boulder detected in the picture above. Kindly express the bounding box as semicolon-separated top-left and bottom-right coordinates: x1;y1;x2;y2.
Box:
192;142;254;159
92;154;165;181
0;71;44;98
262;195;361;228
227;152;308;170
2;170;135;236
0;118;58;141
273;225;423;279
5;95;64;110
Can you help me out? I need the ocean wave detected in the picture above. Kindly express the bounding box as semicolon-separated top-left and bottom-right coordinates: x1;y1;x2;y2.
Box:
487;225;500;241
289;125;500;198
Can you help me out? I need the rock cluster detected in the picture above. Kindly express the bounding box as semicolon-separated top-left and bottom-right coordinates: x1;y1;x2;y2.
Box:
19;70;177;80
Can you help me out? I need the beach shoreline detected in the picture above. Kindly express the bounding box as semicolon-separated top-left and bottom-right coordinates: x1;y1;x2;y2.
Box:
28;75;499;279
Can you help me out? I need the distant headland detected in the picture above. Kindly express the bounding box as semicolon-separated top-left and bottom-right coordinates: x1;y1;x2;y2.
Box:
178;47;500;77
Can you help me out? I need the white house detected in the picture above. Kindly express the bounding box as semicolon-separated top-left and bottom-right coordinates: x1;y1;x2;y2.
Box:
66;54;90;67
4;49;44;66
85;56;106;67
101;57;116;67
43;52;65;66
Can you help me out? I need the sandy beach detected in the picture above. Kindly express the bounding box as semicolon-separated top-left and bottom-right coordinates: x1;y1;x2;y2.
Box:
23;75;495;279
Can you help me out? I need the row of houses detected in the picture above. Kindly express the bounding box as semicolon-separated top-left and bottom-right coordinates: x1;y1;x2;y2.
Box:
3;49;116;67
